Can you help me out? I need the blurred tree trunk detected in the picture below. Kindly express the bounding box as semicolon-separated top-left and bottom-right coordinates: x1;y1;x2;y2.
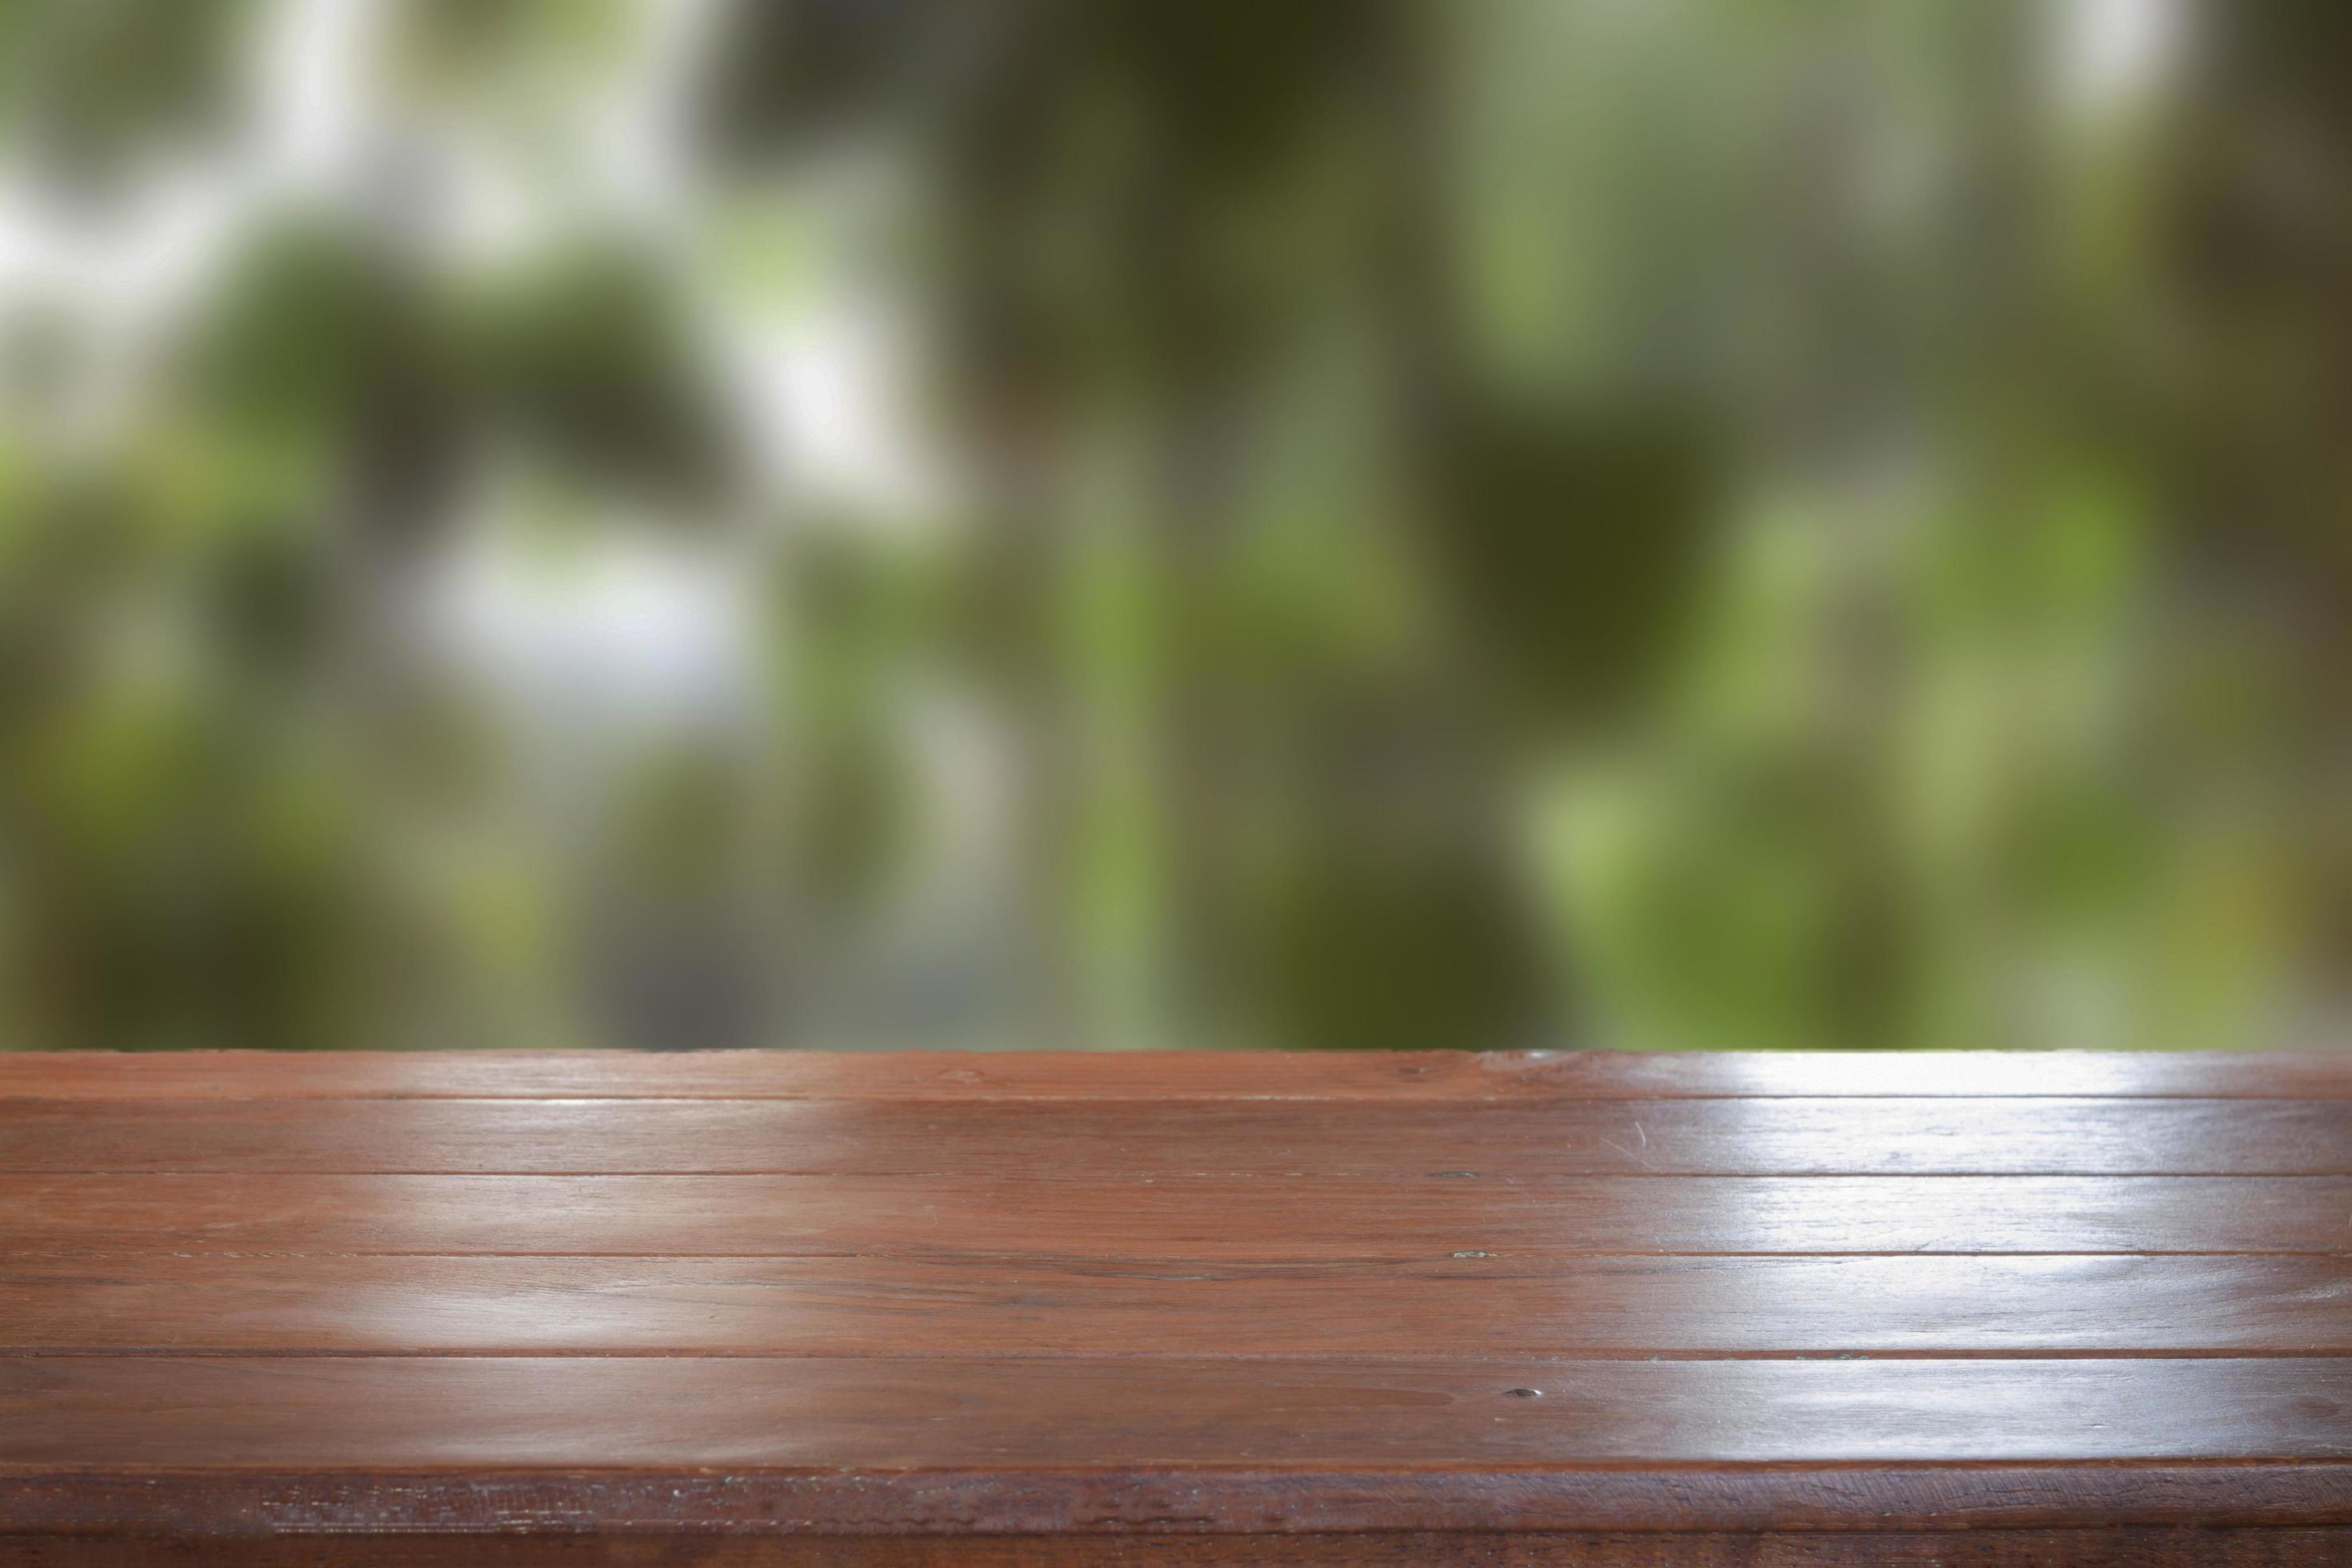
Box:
2168;1;2352;990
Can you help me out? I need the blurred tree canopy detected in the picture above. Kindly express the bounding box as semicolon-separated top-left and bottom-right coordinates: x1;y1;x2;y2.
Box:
0;0;2342;1053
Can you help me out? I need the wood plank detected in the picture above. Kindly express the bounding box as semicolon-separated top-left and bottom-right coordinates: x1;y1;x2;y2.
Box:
10;1353;2346;1466
7;1528;2352;1567
10;1173;2345;1258
8;1469;2350;1542
5;1049;2346;1102
6;1097;2348;1175
2;1358;2349;1534
11;1049;2350;1559
5;1254;2347;1357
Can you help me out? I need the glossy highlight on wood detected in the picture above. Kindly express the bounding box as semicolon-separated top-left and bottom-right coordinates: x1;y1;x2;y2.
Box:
11;1172;2350;1256
3;1048;2349;1566
10;1094;2352;1174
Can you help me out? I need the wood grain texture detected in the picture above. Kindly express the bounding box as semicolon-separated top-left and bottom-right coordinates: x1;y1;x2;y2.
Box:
4;1048;2350;1565
8;1530;2352;1566
6;1048;2347;1101
9;1096;2350;1174
10;1461;2352;1537
8;1254;2349;1357
7;1356;2349;1471
8;1173;2346;1257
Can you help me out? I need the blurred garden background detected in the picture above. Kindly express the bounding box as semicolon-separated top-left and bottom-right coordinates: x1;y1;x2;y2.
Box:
0;0;2343;1054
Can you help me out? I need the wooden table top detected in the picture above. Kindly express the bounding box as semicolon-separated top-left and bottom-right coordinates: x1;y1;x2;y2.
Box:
3;1049;2350;1566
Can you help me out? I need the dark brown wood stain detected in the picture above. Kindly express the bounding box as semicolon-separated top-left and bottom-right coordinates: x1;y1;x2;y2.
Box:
5;1530;2352;1566
3;1049;2347;1565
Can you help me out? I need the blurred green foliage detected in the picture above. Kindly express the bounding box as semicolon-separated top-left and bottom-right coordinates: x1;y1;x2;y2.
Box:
0;0;2343;1054
0;0;252;185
